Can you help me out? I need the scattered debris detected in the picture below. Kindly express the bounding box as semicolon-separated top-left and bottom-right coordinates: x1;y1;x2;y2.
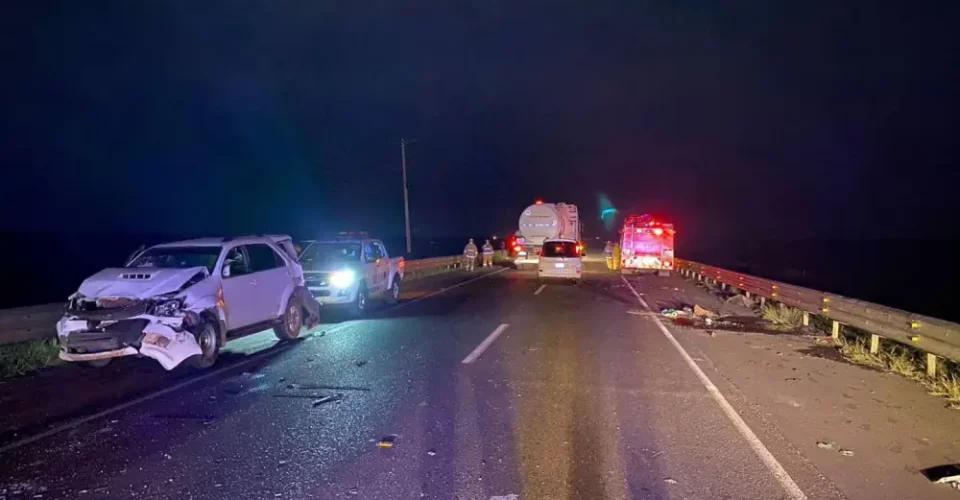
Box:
785;377;801;382
312;394;344;407
839;449;855;457
287;383;301;390
278;460;288;467
706;330;716;337
627;309;645;316
347;486;360;496
377;435;396;448
354;360;368;367
489;495;519;500
726;294;755;308
817;441;835;450
694;304;719;319
418;401;428;407
318;331;326;337
922;464;960;487
426;449;437;456
163;453;173;459
277;377;286;383
661;309;682;318
663;478;678;484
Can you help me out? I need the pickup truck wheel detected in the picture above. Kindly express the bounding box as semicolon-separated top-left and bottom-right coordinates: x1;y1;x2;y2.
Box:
352;283;369;317
386;276;401;305
190;321;220;369
274;298;303;340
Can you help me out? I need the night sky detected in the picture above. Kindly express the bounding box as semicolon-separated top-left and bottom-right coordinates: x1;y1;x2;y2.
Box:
2;1;958;244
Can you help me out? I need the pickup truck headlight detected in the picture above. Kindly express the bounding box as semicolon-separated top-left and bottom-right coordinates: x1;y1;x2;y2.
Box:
330;269;356;288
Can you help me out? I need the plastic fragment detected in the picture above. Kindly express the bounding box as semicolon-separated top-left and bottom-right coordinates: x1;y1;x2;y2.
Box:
839;449;854;457
377;436;396;448
817;441;835;450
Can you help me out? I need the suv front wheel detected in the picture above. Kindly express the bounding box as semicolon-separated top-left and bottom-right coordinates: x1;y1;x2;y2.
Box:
190;321;221;369
274;297;303;340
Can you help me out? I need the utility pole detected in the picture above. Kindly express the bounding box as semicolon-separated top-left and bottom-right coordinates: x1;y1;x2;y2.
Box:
400;138;412;255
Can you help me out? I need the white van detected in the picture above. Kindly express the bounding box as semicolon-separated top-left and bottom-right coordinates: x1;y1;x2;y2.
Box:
537;238;584;284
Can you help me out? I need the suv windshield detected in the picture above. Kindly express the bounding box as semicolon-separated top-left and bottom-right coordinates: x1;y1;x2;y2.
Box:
300;243;362;268
127;246;222;273
541;241;579;258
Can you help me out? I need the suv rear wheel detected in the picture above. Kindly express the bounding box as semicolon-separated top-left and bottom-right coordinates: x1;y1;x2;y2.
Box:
274;297;303;340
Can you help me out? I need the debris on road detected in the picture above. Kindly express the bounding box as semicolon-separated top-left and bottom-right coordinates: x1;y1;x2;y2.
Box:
426;449;437;456
785;377;801;382
377;435;396;448
312;394;344;407
663;478;678;484
347;486;360;496
922;464;960;487
817;441;835;450
354;360;368;367
627;309;645;316
489;495;519;500
277;377;286;383
839;449;855;457
706;330;716;337
694;304;719;319
661;309;684;318
726;294;755;308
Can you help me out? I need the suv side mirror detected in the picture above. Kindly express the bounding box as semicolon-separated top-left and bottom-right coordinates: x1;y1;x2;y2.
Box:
221;265;232;278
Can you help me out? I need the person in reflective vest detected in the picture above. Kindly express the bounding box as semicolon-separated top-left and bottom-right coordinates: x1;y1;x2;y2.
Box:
481;240;495;267
603;241;615;270
463;239;479;271
612;242;622;271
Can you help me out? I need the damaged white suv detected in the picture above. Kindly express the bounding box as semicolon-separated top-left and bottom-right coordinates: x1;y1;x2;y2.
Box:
57;235;309;370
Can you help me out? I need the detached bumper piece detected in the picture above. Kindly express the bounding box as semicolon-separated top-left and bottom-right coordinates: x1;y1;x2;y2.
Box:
58;315;202;370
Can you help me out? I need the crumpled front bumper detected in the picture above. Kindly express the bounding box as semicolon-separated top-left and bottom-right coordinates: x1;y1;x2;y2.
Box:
57;314;202;370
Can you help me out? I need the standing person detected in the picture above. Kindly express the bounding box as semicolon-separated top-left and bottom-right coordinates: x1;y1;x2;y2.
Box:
612;241;622;271
603;241;615;270
463;238;479;271
482;239;495;267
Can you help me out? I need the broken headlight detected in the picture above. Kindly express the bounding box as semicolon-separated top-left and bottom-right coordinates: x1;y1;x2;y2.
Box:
151;299;183;317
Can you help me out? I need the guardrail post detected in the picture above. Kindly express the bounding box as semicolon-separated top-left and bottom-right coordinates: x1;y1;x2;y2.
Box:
745;291;751;299
802;312;809;327
759;296;766;307
721;282;727;291
869;334;880;354
927;353;937;378
831;320;841;340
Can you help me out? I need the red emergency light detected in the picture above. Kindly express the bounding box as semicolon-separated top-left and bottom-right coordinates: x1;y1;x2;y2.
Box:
653;227;663;236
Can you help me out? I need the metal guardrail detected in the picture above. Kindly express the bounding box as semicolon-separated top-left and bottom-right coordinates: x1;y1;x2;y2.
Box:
0;255;465;346
676;259;960;376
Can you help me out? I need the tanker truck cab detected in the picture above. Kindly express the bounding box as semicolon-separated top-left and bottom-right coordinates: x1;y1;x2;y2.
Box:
299;234;405;316
537;238;584;285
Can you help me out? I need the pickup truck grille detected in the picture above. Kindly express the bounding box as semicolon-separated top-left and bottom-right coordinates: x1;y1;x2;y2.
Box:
305;273;330;287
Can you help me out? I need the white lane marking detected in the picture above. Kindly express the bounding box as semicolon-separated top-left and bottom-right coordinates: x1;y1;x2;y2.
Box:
462;324;510;364
0;269;509;455
386;267;509;313
620;276;808;500
534;284;546;295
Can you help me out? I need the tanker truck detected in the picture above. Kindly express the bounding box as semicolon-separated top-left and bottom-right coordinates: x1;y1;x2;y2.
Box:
516;201;580;268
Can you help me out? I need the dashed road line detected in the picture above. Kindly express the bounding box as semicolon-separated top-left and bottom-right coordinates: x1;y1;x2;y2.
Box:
534;284;546;295
462;324;510;364
620;276;808;500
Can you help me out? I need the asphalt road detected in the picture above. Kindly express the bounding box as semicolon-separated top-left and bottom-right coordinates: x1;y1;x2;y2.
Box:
1;262;958;499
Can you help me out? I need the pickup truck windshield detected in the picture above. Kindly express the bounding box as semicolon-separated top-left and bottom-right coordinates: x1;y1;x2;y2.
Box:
126;246;222;273
542;241;579;258
300;243;362;268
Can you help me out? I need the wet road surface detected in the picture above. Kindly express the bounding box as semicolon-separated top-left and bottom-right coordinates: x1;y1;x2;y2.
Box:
1;262;959;499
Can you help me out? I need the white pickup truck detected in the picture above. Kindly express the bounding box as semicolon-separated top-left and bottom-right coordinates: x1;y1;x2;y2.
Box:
299;235;405;316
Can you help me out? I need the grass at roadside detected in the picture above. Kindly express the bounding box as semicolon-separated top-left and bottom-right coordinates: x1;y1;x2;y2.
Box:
0;339;61;379
761;303;805;330
835;328;960;409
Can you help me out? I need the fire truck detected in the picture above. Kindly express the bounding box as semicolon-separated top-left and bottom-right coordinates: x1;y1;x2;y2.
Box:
619;214;675;275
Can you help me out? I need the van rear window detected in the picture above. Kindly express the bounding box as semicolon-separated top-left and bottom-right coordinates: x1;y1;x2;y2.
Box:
541;241;578;257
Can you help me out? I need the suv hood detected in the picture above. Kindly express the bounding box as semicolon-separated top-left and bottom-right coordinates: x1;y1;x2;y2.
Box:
77;267;209;299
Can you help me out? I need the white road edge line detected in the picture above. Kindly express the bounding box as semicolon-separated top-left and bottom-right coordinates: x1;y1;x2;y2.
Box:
620;276;808;500
0;269;510;455
462;324;510;364
534;284;546;295
386;267;509;312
